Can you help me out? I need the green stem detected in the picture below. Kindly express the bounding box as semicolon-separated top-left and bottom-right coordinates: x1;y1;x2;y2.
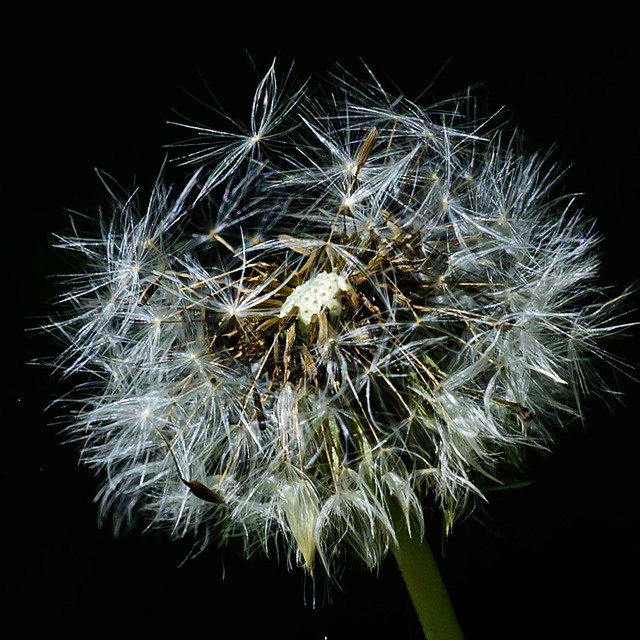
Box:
390;505;464;640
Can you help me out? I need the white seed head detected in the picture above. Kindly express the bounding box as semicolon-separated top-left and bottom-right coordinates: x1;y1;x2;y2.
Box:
280;271;351;325
47;62;634;578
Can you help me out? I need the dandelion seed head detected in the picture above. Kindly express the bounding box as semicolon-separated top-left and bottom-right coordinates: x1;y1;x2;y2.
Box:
48;62;634;578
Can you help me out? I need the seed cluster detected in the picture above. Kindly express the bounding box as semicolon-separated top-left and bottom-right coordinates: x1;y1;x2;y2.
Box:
280;271;352;325
50;63;625;575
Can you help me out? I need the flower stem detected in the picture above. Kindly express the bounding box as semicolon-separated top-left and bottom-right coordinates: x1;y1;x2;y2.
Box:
391;505;464;639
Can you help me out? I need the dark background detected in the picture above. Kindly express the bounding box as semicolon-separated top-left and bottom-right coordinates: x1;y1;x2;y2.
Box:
6;28;639;640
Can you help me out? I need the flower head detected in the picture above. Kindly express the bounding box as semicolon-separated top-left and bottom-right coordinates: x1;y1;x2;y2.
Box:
49;63;630;576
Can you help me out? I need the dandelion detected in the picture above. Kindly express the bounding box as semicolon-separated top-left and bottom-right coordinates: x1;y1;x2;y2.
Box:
48;62;633;639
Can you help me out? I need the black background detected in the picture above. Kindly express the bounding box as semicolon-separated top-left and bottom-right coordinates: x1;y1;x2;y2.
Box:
6;24;639;640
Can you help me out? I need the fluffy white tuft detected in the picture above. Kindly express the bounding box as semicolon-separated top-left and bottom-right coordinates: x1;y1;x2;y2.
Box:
48;63;633;576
